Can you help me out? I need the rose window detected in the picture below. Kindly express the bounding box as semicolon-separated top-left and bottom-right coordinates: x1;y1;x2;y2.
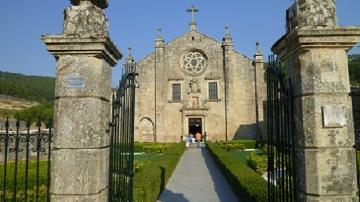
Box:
182;51;207;75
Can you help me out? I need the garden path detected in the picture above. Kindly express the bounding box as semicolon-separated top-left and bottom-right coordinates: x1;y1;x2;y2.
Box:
158;147;238;202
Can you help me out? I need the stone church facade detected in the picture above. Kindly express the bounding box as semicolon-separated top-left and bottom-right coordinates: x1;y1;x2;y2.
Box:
134;21;265;142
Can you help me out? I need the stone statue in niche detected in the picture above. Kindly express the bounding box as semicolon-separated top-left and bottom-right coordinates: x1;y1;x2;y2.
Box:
63;0;109;37
190;79;201;93
184;79;204;108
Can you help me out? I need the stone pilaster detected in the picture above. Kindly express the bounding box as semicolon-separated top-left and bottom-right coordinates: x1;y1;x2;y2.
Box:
254;42;265;140
222;26;233;141
273;2;360;200
42;0;121;201
154;32;165;142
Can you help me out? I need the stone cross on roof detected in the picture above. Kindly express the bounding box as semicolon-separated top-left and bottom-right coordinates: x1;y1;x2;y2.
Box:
187;5;199;23
157;28;162;38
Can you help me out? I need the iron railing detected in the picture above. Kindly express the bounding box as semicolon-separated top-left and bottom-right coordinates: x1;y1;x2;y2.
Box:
355;129;360;194
267;55;297;202
0;118;52;202
108;60;137;202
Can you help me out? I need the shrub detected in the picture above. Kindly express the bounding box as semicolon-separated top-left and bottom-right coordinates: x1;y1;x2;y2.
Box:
219;142;245;151
207;142;268;202
259;144;277;155
134;160;148;174
133;143;185;202
231;139;257;149
247;152;268;174
217;139;257;151
135;143;173;154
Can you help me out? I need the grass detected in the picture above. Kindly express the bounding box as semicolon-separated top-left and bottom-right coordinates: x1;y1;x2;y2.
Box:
357;151;360;176
135;153;161;162
0;160;49;201
0;144;184;201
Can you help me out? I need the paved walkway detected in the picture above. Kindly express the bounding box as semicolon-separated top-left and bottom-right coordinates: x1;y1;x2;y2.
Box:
158;147;238;202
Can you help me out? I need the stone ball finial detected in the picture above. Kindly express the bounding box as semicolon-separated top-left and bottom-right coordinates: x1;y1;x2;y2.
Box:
71;0;108;9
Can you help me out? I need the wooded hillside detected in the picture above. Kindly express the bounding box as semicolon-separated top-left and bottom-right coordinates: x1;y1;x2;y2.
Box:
0;71;55;120
0;71;55;103
350;54;360;86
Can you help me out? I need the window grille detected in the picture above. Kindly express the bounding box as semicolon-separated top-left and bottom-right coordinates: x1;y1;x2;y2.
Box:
209;82;218;101
172;83;181;101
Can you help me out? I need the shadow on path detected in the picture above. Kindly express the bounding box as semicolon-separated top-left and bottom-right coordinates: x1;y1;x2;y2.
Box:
201;147;239;202
158;189;191;202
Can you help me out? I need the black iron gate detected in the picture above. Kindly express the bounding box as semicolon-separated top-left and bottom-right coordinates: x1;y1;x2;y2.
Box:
267;55;297;202
0;119;53;202
108;59;137;202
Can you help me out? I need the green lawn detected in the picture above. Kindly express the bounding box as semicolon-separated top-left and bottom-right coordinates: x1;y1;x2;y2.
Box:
135;153;161;162
357;151;360;176
0;160;49;201
0;144;184;201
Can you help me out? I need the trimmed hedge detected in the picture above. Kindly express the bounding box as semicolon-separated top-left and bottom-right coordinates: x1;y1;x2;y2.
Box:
247;152;268;174
218;139;257;149
134;142;173;154
207;142;268;202
133;143;185;202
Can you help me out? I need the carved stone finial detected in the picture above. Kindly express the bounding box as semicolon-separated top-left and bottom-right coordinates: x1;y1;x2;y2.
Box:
295;0;337;28
155;28;164;47
256;41;262;55
126;47;134;63
224;26;232;39
71;0;108;9
157;28;163;39
124;47;136;74
64;1;109;37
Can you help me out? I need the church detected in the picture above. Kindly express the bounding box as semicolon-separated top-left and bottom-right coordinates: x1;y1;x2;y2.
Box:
133;7;266;142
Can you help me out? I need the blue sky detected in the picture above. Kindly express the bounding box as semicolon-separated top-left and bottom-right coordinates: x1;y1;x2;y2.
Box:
0;0;359;83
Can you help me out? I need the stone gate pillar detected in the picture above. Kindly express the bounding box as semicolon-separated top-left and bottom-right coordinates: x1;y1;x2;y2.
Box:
272;1;360;201
42;0;121;201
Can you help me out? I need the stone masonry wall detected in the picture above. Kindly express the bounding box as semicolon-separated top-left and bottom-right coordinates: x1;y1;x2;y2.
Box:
135;29;261;142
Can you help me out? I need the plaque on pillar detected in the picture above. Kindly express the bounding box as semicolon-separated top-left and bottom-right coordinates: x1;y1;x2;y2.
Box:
322;105;347;128
71;0;108;9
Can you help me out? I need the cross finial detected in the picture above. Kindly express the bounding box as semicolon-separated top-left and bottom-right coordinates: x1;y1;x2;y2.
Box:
225;26;229;34
256;41;262;55
187;5;199;23
157;28;162;38
224;25;232;40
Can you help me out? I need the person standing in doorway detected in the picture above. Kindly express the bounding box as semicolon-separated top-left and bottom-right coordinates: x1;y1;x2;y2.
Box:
195;132;202;147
